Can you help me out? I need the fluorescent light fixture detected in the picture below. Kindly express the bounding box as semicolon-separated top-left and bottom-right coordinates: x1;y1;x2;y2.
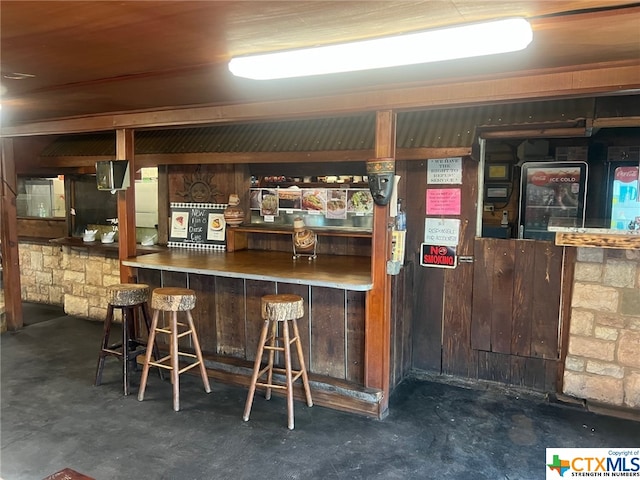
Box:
229;18;532;80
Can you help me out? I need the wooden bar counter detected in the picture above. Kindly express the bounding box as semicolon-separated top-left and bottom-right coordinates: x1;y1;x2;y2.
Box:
122;249;383;417
122;249;373;291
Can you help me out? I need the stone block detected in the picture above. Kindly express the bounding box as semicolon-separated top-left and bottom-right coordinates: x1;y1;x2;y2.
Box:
563;371;623;405
30;251;43;270
72;283;85;296
603;260;636;288
68;256;87;272
569;309;594;335
571;283;618;312
63;270;85;284
20;273;36;286
596;312;626;329
565;355;585;372
574;263;602;282
30;293;49;303
585;360;625;378
103;275;120;287
594;325;618;341
85;267;104;287
89;306;108;320
52;269;65;287
619;288;640;316
627;317;640;331
624;371;640;408
35;270;53;286
64;295;89;318
42;254;59;270
568;336;615;361
49;286;64;305
84;285;106;302
624;250;640;261
618;331;640;368
18;245;32;259
577;248;604;263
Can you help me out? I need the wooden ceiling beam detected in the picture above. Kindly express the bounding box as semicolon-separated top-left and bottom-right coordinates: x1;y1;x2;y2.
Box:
3;61;639;138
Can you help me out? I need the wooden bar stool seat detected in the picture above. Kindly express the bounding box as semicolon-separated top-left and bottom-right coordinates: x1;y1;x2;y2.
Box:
137;287;211;411
243;294;313;429
94;283;161;396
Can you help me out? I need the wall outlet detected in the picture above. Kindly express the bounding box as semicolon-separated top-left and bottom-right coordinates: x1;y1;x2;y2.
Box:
484;204;494;212
501;210;509;226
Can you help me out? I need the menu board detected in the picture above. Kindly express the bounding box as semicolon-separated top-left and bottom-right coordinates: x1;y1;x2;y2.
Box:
249;188;373;216
168;202;227;250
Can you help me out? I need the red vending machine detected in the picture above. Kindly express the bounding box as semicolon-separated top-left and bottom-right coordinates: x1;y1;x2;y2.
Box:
518;161;588;240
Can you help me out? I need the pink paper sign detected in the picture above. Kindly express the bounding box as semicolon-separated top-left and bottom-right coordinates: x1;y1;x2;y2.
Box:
426;188;461;215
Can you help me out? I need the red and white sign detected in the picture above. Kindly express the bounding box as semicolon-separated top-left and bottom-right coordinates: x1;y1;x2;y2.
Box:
420;244;457;269
614;166;639;183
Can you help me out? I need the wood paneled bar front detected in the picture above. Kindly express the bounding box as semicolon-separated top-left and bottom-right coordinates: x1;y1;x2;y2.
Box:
122;249;384;417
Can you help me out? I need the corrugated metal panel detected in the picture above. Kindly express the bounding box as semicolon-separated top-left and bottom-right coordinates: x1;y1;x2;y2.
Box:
396;98;595;148
40;98;595;156
40;132;115;156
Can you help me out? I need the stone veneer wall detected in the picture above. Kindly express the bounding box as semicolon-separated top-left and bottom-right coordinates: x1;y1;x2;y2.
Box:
19;242;120;321
563;247;640;410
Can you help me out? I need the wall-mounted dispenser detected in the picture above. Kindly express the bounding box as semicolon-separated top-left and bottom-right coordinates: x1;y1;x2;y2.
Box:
96;160;130;192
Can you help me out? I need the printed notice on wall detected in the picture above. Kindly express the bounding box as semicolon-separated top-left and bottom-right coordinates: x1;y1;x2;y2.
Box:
426;188;461;215
168;202;227;251
420;244;457;269
424;218;460;246
427;157;462;184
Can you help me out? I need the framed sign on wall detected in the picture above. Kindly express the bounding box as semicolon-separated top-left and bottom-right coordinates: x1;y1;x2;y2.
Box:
168;202;227;250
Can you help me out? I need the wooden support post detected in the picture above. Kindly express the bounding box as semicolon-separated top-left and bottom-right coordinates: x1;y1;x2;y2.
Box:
0;138;24;330
116;129;137;283
365;110;396;417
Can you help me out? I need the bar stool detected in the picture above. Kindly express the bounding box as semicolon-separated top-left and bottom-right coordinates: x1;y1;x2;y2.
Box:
243;294;313;429
94;283;160;396
137;287;211;411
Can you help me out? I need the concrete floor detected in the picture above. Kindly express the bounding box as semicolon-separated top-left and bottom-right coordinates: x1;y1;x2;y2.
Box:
2;304;639;480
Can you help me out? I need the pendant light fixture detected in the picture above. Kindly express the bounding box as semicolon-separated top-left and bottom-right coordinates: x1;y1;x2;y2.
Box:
229;17;533;80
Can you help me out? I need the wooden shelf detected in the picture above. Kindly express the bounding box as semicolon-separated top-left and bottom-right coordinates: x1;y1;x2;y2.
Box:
554;231;640;249
258;181;369;189
226;224;372;252
49;237;167;255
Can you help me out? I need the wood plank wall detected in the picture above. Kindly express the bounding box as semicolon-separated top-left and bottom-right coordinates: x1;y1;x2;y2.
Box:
137;269;367;385
247;232;371;256
400;156;561;392
471;239;562;391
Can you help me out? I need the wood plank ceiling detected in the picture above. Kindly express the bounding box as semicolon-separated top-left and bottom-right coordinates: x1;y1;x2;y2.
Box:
1;1;639;129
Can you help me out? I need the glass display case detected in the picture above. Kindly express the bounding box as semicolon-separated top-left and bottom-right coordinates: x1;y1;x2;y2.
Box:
16;177;66;218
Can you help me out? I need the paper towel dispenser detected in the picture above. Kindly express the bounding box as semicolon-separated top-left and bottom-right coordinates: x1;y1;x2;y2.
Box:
96;160;130;191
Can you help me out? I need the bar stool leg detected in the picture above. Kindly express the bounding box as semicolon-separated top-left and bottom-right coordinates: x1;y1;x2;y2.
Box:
170;311;180;412
137;309;160;402
264;319;278;401
94;304;115;387
185;310;211;393
282;319;295;430
141;301;164;381
292;318;313;407
122;307;133;396
243;319;269;422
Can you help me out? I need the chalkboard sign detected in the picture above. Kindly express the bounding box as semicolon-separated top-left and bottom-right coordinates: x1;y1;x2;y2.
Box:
168;202;227;250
